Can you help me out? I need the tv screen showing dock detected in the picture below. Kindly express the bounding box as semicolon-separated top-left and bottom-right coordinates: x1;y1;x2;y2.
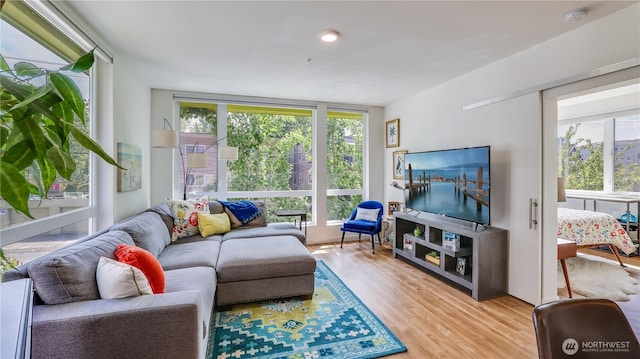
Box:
403;146;490;225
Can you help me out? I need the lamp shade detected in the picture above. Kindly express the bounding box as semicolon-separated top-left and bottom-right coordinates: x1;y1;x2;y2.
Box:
187;153;207;168
219;146;238;161
151;130;178;148
557;177;567;202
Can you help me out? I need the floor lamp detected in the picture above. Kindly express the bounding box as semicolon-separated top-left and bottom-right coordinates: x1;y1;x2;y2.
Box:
151;118;239;200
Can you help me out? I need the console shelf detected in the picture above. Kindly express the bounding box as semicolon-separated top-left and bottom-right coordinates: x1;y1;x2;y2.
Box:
393;212;507;301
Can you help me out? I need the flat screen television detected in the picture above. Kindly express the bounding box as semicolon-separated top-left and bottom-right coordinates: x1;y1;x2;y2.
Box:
403;146;490;226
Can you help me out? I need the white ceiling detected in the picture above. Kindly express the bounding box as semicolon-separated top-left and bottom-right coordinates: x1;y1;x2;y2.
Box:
64;1;638;107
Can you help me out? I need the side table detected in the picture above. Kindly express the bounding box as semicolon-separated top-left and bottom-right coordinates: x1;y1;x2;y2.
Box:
381;215;394;250
275;209;307;238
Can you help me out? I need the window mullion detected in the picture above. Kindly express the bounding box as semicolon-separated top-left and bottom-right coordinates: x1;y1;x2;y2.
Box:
604;118;615;191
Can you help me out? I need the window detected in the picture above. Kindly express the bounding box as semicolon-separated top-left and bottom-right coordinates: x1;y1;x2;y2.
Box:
226;105;313;192
177;100;369;225
558;82;640;193
226;105;314;221
186;173;205;186
0;2;102;267
178;102;218;197
326;111;365;221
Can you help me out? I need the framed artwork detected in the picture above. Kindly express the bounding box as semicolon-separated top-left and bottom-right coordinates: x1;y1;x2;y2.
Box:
392;150;407;179
388;201;401;215
117;142;142;192
456;257;466;275
385;118;400;148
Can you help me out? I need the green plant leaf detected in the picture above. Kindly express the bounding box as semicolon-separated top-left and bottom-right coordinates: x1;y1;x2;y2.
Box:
0;160;33;218
0;54;12;74
47;145;75;179
1;142;36;170
59;50;94;72
0;125;9;147
43;122;64;148
28;160;45;198
49;72;85;122
68;126;123;168
0;76;61;120
14;116;48;157
15;62;44;77
51;101;76;125
10;82;54;111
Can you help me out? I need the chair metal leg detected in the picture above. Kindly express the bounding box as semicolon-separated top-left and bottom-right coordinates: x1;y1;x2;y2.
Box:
340;232;346;248
370;235;375;254
358;233;362;242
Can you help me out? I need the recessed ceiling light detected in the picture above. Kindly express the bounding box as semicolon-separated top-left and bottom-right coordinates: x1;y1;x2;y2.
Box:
320;30;339;43
565;8;589;22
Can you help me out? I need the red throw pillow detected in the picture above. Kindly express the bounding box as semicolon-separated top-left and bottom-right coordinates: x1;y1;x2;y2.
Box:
115;244;165;294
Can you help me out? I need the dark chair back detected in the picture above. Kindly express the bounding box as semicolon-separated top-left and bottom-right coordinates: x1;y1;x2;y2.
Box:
532;298;640;359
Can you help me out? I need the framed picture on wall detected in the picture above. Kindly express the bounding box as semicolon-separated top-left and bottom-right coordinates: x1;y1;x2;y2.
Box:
386;118;400;148
392;150;407;179
117;142;142;192
388;201;401;215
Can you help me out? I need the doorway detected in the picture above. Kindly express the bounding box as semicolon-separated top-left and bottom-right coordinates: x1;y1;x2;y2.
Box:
541;66;640;302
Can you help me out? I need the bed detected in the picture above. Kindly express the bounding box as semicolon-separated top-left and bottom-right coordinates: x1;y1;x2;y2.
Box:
557;207;637;266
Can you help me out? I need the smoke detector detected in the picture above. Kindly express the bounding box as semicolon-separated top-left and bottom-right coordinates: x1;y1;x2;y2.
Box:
565;8;589;22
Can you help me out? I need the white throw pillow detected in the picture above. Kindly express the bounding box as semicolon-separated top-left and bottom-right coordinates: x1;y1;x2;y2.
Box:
354;207;380;222
96;257;153;299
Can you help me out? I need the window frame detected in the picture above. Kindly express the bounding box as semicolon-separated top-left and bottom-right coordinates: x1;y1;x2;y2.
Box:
174;98;370;226
0;1;107;248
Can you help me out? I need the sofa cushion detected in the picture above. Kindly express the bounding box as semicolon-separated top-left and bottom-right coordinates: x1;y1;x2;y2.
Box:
167;196;210;241
224;200;267;229
27;230;134;305
157;240;221;271
208;200;225;214
221;222;306;245
96;256;153;299
217;235;315;283
198;213;231;236
145;202;175;235
111;211;170;257
115;244;165;294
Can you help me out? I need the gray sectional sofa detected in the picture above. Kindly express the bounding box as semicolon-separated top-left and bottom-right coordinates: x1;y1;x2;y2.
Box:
2;200;316;359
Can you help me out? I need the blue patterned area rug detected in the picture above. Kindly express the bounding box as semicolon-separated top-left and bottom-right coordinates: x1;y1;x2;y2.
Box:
207;261;407;359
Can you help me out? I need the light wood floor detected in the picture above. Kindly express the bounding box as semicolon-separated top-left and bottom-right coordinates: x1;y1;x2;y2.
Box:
309;242;539;359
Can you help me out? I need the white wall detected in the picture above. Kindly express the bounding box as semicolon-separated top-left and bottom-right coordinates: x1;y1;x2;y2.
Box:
384;3;640;304
110;54;152;221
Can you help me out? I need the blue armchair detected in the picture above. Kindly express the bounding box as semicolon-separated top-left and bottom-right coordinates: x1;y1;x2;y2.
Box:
340;200;384;254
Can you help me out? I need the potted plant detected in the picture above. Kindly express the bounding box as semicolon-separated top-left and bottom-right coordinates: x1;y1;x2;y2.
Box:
413;226;422;237
425;250;440;266
1;50;121;218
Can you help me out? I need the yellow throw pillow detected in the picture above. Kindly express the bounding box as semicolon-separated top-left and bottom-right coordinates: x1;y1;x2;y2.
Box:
198;213;231;236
